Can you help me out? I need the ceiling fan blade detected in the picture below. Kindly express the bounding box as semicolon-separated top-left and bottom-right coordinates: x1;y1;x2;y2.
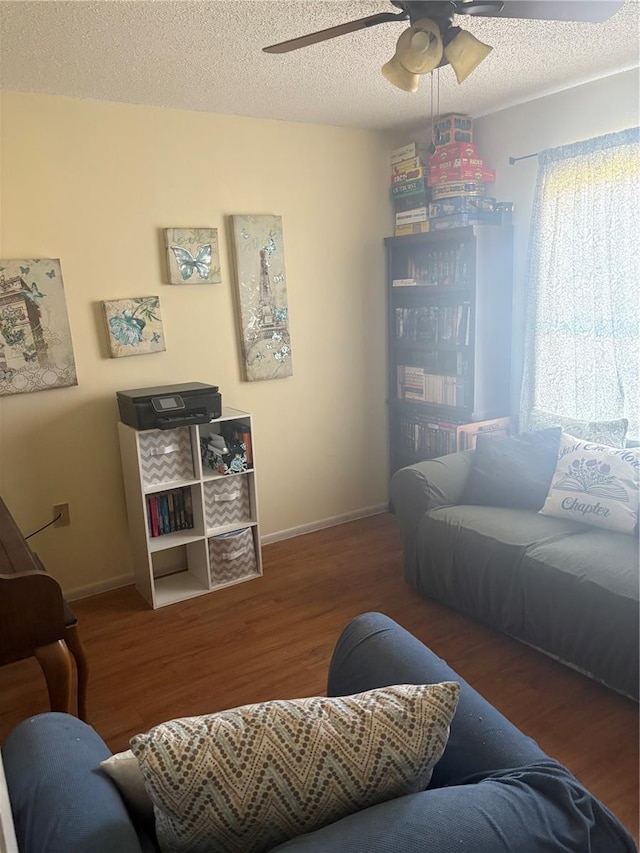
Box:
263;11;408;54
456;0;625;22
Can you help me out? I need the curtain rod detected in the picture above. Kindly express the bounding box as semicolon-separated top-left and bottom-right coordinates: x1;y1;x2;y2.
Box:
509;152;538;165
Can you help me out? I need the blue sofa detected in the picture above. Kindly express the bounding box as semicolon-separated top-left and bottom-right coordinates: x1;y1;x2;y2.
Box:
2;612;636;852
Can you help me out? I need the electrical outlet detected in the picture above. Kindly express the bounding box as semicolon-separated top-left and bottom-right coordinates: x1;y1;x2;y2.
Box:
53;503;70;527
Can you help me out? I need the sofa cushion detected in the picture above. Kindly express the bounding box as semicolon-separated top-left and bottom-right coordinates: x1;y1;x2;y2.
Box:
540;434;640;534
101;749;154;822
462;428;562;511
415;505;587;634
271;761;634;853
130;683;460;853
519;530;639;699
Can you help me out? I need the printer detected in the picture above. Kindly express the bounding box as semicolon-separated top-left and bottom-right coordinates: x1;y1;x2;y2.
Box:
117;382;222;430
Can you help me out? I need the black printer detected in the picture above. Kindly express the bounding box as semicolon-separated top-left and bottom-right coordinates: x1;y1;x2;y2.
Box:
117;382;222;430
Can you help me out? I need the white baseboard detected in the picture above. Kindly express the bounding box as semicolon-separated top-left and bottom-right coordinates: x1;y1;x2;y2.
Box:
260;504;388;545
65;505;389;600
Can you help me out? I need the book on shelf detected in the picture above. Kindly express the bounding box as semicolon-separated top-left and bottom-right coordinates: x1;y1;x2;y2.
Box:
456;417;512;451
146;486;195;538
396;366;468;407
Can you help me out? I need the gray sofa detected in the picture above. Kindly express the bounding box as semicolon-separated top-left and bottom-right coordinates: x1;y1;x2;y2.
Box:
391;450;640;700
2;613;636;852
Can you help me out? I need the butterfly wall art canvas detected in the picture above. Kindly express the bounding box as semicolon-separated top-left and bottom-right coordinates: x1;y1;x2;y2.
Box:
0;258;77;396
102;296;166;358
165;228;221;285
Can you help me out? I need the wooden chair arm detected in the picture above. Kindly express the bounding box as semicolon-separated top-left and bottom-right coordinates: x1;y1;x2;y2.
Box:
0;571;67;665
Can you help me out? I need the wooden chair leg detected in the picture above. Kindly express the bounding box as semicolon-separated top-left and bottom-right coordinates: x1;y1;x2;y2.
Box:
34;640;73;714
65;624;89;721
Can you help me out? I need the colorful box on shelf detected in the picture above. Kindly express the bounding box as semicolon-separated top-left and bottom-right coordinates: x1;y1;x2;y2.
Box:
428;165;495;186
391;167;425;184
395;193;429;211
396;205;428;225
200;434;247;475
430;181;488;200
432;156;485;172
394;222;431;237
390;142;420;165
435;114;473;147
429;196;496;218
391;177;427;196
429;142;479;164
391;156;424;178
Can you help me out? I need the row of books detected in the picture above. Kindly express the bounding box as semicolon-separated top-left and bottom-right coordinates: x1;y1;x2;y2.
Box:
397;415;512;456
397;366;468;407
394;304;470;346
392;244;470;288
146;486;194;538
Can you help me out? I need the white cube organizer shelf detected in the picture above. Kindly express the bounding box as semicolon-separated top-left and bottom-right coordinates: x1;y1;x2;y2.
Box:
118;407;261;609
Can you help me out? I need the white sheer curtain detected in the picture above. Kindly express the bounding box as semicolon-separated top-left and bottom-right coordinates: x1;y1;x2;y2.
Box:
520;127;640;440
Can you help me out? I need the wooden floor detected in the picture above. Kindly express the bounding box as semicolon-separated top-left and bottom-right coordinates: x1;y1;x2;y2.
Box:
1;513;638;840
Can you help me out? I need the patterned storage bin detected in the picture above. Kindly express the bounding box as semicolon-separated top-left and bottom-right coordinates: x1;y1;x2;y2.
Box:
208;527;257;585
203;476;251;531
138;428;194;488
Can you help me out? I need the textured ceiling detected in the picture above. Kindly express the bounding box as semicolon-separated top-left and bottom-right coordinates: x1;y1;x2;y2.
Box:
1;0;638;130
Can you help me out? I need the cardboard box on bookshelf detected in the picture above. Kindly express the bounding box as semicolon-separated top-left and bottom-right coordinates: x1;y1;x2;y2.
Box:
394;222;431;237
435;114;473;147
456;416;512;451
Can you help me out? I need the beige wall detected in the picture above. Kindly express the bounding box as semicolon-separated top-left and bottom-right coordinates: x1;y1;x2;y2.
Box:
0;92;390;597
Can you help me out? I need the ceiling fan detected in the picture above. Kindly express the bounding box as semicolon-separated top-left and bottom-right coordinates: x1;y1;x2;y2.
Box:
263;1;625;91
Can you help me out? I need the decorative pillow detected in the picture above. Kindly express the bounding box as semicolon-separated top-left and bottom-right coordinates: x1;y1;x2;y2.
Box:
540;433;640;533
100;749;154;821
130;682;460;853
462;427;562;511
528;411;628;448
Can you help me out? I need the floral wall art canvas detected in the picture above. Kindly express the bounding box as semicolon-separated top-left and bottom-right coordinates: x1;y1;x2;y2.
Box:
103;296;166;358
0;258;77;396
230;215;292;381
165;228;221;285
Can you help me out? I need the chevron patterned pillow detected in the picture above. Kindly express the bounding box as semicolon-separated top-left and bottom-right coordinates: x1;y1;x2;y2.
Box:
130;682;460;853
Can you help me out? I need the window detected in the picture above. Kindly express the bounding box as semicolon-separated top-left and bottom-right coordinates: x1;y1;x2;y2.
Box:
520;127;640;440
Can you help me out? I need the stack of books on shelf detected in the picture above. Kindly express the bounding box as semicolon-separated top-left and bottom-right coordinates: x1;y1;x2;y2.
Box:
390;142;430;237
397;415;512;457
394;304;470;346
397;365;468;407
146;486;194;538
390;115;514;236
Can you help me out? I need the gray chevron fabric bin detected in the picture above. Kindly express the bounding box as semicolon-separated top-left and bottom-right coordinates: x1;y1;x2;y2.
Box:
209;527;257;585
138;428;194;488
203;476;251;531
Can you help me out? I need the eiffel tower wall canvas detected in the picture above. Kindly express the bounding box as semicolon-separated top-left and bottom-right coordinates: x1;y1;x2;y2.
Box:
0;258;77;396
230;215;293;381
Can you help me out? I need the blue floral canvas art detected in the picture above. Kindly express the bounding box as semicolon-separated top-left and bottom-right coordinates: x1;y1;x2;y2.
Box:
0;258;77;396
102;296;166;358
165;228;221;285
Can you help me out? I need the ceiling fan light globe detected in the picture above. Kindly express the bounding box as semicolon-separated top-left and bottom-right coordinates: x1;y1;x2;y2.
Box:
381;57;420;92
443;29;493;83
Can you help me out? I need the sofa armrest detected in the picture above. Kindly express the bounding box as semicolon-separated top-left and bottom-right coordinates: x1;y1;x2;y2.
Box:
390;451;475;537
3;713;147;853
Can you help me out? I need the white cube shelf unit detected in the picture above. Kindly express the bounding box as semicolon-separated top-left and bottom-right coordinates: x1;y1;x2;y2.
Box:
118;406;261;609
